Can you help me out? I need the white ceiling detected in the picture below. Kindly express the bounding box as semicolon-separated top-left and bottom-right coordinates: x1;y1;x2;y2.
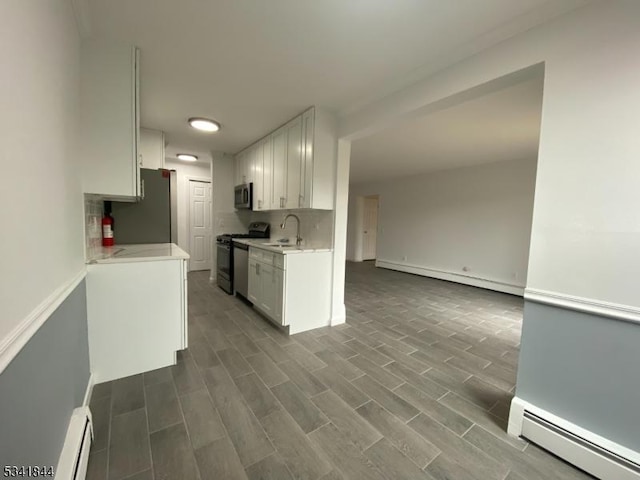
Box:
86;0;587;154
350;77;544;184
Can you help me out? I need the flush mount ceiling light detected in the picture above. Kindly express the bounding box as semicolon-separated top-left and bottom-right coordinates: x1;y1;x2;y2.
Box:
177;153;198;162
188;117;220;132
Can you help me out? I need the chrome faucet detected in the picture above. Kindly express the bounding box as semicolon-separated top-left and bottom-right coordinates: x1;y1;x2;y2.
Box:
280;214;302;246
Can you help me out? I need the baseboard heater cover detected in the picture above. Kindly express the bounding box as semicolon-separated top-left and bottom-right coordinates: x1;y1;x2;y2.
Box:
522;411;640;480
55;407;93;480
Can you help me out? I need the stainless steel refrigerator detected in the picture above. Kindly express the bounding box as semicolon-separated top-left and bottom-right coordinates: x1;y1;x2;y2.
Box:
110;168;178;244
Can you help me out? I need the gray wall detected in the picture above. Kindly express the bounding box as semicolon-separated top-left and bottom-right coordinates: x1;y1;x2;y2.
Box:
516;301;640;452
0;280;90;467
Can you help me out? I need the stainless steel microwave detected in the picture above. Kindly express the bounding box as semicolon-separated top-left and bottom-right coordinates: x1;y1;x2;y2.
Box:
234;183;252;209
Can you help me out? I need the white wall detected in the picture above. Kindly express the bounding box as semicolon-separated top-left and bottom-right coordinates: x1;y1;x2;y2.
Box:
210;152;237;277
346;195;364;262
348;159;536;294
0;1;84;347
339;1;640;309
164;157;211;263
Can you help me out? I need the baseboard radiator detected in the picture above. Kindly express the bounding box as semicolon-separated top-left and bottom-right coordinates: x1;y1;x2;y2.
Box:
522;411;640;480
55;407;93;480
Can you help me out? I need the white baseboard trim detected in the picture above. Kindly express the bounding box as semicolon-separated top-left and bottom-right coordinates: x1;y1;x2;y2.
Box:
0;269;87;375
82;374;95;408
376;260;524;296
509;396;640;478
525;288;640;326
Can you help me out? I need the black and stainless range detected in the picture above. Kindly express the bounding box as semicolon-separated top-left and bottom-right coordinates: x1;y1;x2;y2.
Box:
216;222;269;294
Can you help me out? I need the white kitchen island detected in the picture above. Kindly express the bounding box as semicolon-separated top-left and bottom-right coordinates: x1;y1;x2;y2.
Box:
86;243;189;383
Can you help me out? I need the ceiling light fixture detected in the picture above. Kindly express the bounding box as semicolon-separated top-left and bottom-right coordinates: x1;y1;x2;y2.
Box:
177;153;198;162
188;117;220;132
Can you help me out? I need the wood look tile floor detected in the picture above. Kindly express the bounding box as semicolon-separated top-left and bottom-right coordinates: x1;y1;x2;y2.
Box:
87;262;594;480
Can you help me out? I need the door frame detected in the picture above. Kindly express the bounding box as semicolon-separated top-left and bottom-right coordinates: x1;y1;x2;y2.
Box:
186;176;212;272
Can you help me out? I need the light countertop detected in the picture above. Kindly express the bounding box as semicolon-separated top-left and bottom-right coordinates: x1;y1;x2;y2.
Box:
233;238;332;254
88;243;190;264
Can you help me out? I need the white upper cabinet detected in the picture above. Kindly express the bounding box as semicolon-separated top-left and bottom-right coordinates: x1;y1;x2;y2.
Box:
234;151;246;185
285;116;302;209
235;107;336;211
271;126;287;209
80;40;140;200
253;138;272;211
139;128;165;170
245;148;253;185
300;107;334;210
234;148;255;186
260;137;273;211
300;109;314;208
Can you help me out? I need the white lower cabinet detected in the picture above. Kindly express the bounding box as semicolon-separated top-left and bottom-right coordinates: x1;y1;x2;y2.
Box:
247;247;331;334
86;258;188;383
248;250;283;322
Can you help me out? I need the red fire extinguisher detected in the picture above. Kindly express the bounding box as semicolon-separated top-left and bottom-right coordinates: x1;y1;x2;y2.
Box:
102;211;114;247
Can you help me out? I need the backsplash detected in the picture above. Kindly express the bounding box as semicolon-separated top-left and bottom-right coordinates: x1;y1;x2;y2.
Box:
215;209;334;247
84;195;103;260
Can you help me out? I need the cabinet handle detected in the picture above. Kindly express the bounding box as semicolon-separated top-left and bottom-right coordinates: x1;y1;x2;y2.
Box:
139;154;143;167
141;179;145;199
256;263;260;275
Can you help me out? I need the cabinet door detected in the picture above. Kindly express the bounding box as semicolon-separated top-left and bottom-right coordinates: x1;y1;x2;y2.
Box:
234;154;240;185
285;117;303;209
259;263;274;316
246;147;255;184
81;42;140;199
271;127;287;209
300;109;314;208
252;144;264;210
261;137;273;211
273;266;285;325
248;258;261;304
235;152;245;185
139;128;165;170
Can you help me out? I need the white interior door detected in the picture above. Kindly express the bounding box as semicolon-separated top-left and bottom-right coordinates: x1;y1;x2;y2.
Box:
362;196;379;260
189;180;212;271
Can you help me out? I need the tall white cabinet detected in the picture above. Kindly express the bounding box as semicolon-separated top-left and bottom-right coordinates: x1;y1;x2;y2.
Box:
234;107;336;211
80;40;141;200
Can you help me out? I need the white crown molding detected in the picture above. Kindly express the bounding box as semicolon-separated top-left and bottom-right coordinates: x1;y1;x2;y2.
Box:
376;259;525;296
0;269;87;374
70;0;92;38
524;288;640;326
